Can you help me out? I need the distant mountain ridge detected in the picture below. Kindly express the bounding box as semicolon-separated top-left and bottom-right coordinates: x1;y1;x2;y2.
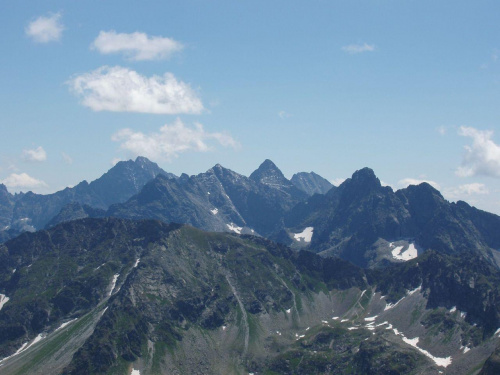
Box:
291;171;334;196
0;157;175;240
2;158;500;273
281;167;500;268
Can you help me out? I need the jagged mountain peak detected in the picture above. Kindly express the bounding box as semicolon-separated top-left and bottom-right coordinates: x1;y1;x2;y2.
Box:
350;167;380;185
250;159;288;185
0;184;8;193
331;167;382;197
402;181;444;200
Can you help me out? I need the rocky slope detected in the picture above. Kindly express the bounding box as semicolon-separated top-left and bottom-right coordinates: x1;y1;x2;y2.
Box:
0;218;499;374
108;161;308;237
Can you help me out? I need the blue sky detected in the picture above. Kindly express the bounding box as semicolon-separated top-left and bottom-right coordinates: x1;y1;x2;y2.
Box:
1;0;500;213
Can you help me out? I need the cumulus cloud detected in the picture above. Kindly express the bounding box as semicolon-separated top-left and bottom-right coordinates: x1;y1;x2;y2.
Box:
456;126;500;178
443;183;489;201
398;178;441;190
25;12;64;43
1;173;47;190
91;31;183;61
22;146;47;162
112;119;239;161
341;43;375;54
68;66;203;114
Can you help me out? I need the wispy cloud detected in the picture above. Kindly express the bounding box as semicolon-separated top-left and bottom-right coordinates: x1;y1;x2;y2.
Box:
398;178;441;190
278;110;292;119
22;146;47;162
443;183;489;201
436;126;447;136
61;152;73;164
1;173;47;190
91;31;183;61
25;12;64;43
112;118;239;161
456;126;500;178
341;43;375;54
68;66;203;114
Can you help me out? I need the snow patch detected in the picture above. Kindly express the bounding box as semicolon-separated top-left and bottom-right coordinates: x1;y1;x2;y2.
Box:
364;316;378;322
210;208;218;215
286;308;291;314
332;317;339;320
55;318;78;331
0;294;10;311
109;274;120;296
402;336;452;367
133;259;140;268
341;319;349;322
392;243;418;261
384;286;421;311
450;306;456;313
293;227;314;243
348;327;359;330
463;346;471;354
131;369;141;375
495;328;500;337
226;223;242;234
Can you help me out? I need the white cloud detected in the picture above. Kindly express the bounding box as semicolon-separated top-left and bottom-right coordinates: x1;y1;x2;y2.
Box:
61;152;73;164
25;12;64;43
456;126;500;178
22;146;47;162
443;183;489;201
91;31;183;61
68;66;203;114
1;173;47;190
398;178;441;190
341;43;375;54
112;119;239;161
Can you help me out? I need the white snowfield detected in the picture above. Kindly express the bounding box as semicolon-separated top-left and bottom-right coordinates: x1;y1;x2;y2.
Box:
293;227;314;243
134;259;141;268
55;318;78;331
391;243;418;261
109;274;120;296
0;294;9;311
226;223;242;234
401;336;452;367
131;369;141;375
210;208;218;215
0;333;47;364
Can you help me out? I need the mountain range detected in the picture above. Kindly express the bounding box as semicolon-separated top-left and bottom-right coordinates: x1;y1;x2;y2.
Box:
1;157;500;374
